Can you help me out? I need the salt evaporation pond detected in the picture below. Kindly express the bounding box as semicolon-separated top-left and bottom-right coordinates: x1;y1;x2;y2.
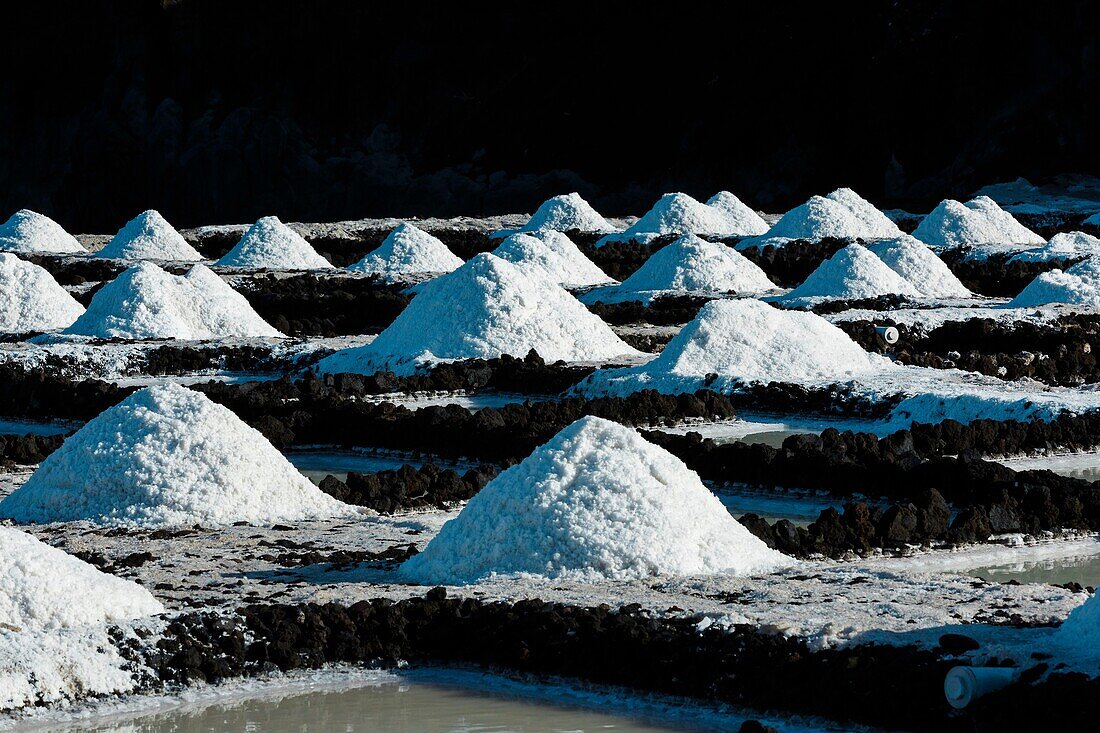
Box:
286;448;482;483
658;413;892;448
1001;451;1100;481
0;417;78;436
968;552;1100;588
714;487;845;526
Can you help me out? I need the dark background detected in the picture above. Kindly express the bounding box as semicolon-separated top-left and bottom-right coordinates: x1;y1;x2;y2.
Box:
1;1;1097;231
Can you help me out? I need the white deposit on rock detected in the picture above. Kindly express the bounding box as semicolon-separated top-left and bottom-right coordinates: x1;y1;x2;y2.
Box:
491;231;613;288
576;299;884;396
401;416;793;583
598;192;758;245
0;384;355;527
0;526;165;630
97;210;202;261
514;192;616;234
348;222;464;277
738;188;902;248
0;253;85;332
866;237;973;298
1007;231;1100;264
705;192;770;236
216;216;333;269
1008;257;1100;308
912;196;1044;248
315;253;641;376
64;261;282;339
781;243;922;303
0;210;84;254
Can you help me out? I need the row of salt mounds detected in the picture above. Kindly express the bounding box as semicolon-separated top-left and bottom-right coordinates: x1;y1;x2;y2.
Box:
1007;231;1100;264
737;188;902;250
97;210;203;261
778;243;921;305
575;299;885;397
596;192;767;246
0;384;355;527
866;236;972;298
912;196;1044;248
216;216;333;270
0;210;84;254
314;253;642;377
64;262;282;339
0;526;164;630
348;222;463;279
1008;258;1100;308
581;233;775;304
402;416;792;584
0;254;85;332
491;231;614;288
502;192;617;237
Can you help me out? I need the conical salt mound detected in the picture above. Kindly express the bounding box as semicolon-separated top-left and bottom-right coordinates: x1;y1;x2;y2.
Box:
0;526;164;630
0;384;355;527
0;253;85;332
1008;257;1100;308
575;299;884;397
348;223;463;277
65;261;282;339
216;216;333;269
491;231;613;288
1008;231;1100;264
738;188;901;249
516;192;615;234
315;253;642;377
705;192;769;235
866;236;972;298
912;196;1044;247
598;192;742;246
781;243;922;303
825;188;903;238
97;210;202;261
401;416;793;584
0;209;84;254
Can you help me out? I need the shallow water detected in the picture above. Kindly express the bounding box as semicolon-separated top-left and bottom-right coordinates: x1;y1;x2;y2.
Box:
286;448;481;483
716;487;841;526
1000;452;1100;481
0;417;78;436
968;552;1100;587
362;391;554;411
658;413;891;448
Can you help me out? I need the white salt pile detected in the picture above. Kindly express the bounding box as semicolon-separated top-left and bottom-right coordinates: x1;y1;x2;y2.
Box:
216;216;334;269
597;192;755;246
1007;231;1100;264
97;210;202;261
576;299;885;397
737;188;902;249
64;261;282;339
866;236;973;298
401;416;793;584
705;192;770;236
348;222;464;278
513;192;616;234
0;384;355;527
780;243;922;303
0;526;164;630
1008;257;1100;308
0;209;85;254
491;231;613;288
0;253;85;332
1055;590;1100;653
582;234;774;304
315;253;641;377
912;196;1044;248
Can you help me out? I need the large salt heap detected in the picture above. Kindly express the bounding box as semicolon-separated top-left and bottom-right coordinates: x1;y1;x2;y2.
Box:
0;384;355;527
597;192;756;246
912;196;1044;248
97;210;202;261
780;243;922;304
512;192;616;235
0;254;85;332
0;210;85;254
315;253;641;377
582;234;774;304
1007;231;1100;264
216;216;334;269
866;237;972;298
1008;257;1100;308
738;188;902;249
64;261;282;339
491;231;614;288
401;416;792;584
348;222;464;278
705;192;770;236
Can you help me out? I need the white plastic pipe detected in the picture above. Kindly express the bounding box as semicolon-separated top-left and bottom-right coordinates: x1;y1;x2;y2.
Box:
943;666;1020;709
875;325;899;345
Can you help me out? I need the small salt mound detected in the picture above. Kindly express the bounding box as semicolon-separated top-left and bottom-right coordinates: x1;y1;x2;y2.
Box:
216;216;333;270
738;188;902;249
866;236;972;298
65;261;282;339
0;526;164;630
0;384;355;527
515;192;615;234
1056;591;1100;650
0;254;85;332
826;188;903;238
583;234;774;304
315;253;641;377
575;299;884;397
1008;257;1100;308
97;210;202;261
491;231;613;288
401;416;792;584
705;192;769;236
348;223;463;277
597;192;746;245
912;196;1044;248
781;243;922;303
1007;232;1100;264
0;210;84;254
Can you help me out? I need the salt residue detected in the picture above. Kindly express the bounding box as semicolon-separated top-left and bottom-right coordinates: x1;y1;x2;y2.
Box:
912;196;1044;247
1008;257;1100;308
781;243;922;303
348;223;463;277
314;253;642;377
597;192;756;245
491;231;613;288
514;192;616;234
401;416;793;584
866;236;972;298
0;253;85;332
738;188;901;248
0;210;84;254
0;384;356;527
1007;231;1100;264
216;216;334;270
96;210;202;261
64;261;282;339
705;192;769;236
